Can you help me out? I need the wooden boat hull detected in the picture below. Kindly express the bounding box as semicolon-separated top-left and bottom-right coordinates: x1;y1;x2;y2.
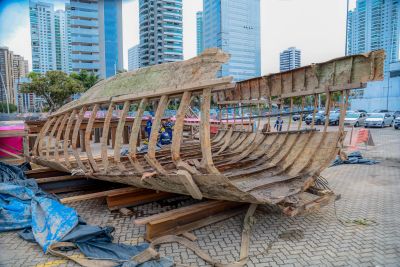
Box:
31;48;384;214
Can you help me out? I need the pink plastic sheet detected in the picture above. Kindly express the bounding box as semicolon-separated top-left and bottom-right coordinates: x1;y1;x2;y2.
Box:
0;123;24;158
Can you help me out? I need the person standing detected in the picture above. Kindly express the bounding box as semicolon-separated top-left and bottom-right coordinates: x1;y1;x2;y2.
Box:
274;116;283;132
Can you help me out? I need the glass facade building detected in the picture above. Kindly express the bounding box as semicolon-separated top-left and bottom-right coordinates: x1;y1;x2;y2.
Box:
67;0;123;78
139;0;183;67
346;0;400;111
196;11;204;55
203;0;261;81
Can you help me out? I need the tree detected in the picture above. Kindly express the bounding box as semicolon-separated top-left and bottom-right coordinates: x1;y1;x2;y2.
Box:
0;102;17;113
21;71;84;112
70;70;101;91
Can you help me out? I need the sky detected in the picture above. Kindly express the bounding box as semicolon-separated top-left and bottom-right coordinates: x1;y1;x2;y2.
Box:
0;0;356;74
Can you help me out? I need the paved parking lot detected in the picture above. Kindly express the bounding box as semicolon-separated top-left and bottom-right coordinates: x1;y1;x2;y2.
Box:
1;127;399;267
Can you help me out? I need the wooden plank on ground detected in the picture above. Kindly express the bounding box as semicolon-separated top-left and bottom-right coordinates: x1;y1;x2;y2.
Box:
36;175;87;184
60;187;140;204
134;200;247;240
25;168;69;178
106;189;175;211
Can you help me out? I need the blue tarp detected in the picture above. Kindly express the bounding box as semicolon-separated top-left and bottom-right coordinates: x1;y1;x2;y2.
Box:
0;162;172;266
0;162;78;252
330;151;379;167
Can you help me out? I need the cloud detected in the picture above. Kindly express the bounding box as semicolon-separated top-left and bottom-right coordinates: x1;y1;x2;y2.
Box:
0;1;31;69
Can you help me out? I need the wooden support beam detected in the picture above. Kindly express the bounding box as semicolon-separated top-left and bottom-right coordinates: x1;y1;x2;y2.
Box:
60;186;140;204
134;200;247;240
106;189;175;211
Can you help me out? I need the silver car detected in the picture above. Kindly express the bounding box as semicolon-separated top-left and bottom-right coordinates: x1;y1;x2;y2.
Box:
365;113;394;128
344;112;367;127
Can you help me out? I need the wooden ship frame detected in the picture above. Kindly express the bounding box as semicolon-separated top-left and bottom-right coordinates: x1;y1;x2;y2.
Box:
31;48;384;215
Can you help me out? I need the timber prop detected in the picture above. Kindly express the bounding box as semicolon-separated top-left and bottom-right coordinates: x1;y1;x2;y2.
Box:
31;48;384;215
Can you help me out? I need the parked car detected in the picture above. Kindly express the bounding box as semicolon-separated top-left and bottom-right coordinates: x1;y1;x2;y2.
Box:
392;111;400;118
355;109;368;114
365;113;394;128
373;109;390;113
344;112;367;127
305;111;325;125
292;113;308;121
322;111;340;126
394;116;400;130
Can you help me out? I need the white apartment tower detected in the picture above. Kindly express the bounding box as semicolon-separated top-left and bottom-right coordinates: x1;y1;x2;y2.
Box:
128;45;140;71
279;47;301;72
29;1;57;74
139;0;183;67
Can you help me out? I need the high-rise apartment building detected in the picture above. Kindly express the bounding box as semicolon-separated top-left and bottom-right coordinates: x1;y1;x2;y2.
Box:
29;1;57;74
347;0;399;66
55;10;71;73
346;0;400;111
0;47;15;105
196;11;203;55
0;47;29;106
128;45;140;71
203;0;261;81
68;0;123;78
279;47;301;72
139;0;183;67
12;55;29;81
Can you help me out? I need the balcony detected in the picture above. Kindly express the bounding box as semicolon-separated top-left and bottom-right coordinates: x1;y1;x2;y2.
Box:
72;62;100;69
70;19;98;27
71;54;99;61
71;27;98;35
72;45;99;53
72;36;99;44
69;1;98;11
71;10;98;19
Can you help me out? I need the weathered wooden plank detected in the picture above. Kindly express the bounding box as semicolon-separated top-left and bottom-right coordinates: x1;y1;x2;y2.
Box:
101;103;114;172
60;187;139;204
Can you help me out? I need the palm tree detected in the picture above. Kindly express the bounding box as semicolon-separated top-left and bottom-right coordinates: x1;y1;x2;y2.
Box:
70;70;101;91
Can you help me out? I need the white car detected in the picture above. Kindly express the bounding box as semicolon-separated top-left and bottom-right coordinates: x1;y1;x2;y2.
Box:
344;112;367;127
365;113;394;128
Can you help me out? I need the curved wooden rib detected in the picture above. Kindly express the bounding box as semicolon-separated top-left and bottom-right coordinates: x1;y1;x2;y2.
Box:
114;101;131;170
63;110;77;168
171;91;200;174
46;115;63;160
101;103;114;173
128;98;147;172
54;113;70;164
71;106;88;171
85;104;99;172
199;88;220;174
38;117;56;158
144;95;169;175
